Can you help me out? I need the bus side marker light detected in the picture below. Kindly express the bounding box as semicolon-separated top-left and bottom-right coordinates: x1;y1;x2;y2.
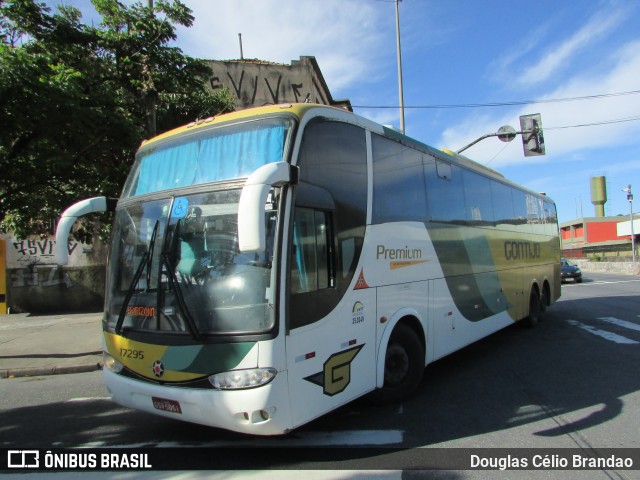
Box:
380;316;388;324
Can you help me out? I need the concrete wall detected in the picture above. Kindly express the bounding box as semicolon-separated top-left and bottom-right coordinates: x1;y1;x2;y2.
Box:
3;234;108;313
574;259;640;275
207;56;350;110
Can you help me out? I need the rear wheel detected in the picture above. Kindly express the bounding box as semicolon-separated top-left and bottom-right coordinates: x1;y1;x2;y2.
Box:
368;323;424;405
540;283;549;313
526;289;542;327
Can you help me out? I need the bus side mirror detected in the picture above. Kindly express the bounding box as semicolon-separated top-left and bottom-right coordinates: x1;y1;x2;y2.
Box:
55;196;116;264
238;162;297;253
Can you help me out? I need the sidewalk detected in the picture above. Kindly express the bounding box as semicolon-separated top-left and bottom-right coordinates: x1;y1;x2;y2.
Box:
0;312;104;379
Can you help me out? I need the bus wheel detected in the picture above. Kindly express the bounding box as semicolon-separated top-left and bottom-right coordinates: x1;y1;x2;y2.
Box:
526;289;541;327
539;284;548;313
368;323;424;405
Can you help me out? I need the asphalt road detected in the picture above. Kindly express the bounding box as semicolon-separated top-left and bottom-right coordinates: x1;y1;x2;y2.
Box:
1;271;639;479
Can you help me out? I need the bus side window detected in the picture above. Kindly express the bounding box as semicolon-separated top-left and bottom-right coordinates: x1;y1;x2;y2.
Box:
371;133;427;223
425;160;466;224
291;207;333;294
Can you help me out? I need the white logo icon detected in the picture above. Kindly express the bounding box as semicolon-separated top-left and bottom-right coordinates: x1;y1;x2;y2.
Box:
8;450;39;468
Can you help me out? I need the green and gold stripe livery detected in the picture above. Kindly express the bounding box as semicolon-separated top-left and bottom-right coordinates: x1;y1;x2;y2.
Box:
104;332;257;382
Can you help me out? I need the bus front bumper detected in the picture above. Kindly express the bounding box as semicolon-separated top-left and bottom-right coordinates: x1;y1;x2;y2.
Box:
103;368;293;435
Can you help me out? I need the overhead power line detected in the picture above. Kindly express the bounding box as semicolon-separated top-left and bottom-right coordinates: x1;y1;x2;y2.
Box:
352;89;640;109
544;116;640;130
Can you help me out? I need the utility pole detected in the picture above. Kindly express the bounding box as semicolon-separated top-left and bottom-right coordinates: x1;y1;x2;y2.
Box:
395;0;405;133
623;185;636;264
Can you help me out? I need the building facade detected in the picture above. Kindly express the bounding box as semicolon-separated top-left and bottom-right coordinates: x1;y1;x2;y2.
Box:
560;215;639;260
206;56;351;111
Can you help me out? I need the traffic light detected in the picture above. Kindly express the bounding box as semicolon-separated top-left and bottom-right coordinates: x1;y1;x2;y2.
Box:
520;113;545;156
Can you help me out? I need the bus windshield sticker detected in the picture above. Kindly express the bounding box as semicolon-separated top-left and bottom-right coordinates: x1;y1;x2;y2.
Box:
171;197;189;218
352;302;365;324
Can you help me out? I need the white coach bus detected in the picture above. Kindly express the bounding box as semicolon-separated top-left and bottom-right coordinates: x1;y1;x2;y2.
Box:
57;104;561;435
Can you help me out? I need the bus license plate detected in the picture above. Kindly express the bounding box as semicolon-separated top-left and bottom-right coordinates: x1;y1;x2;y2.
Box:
152;396;182;414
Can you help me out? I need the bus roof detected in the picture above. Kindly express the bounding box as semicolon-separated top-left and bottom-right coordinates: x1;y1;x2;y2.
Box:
141;103;322;148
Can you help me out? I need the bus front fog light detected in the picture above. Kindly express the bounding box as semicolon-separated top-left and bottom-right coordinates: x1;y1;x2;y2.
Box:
208;368;277;390
103;352;124;373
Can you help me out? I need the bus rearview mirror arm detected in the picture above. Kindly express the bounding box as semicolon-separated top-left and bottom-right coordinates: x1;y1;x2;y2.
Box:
238;161;298;253
55;196;117;264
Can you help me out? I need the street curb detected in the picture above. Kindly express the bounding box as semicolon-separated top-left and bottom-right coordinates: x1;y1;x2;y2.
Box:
0;362;103;379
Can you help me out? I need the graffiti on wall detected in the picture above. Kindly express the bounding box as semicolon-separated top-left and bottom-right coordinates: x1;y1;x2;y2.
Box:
12;239;79;265
9;239;89;289
210;70;328;107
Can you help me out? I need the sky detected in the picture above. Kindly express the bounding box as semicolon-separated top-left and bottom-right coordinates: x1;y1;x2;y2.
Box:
45;0;640;223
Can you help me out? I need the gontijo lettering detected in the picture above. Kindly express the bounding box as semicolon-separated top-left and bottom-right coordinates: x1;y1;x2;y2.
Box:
504;241;541;260
376;244;422;260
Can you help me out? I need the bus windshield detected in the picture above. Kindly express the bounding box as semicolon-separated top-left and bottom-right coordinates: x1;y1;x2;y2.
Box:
104;116;293;338
105;188;278;337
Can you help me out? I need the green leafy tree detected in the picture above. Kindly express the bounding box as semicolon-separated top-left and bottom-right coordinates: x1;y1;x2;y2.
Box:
0;0;234;239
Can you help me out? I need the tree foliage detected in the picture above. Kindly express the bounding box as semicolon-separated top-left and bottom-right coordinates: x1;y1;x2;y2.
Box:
0;0;234;238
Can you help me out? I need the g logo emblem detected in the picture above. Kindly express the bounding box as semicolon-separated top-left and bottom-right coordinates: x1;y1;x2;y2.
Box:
304;345;364;396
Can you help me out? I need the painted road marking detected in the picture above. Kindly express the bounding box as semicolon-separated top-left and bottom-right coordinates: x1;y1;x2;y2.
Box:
90;430;405;448
598;316;640;332
563;279;640;287
567;320;639;345
66;397;111;403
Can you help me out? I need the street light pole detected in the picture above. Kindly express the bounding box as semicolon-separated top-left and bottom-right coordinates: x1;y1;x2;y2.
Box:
623;185;636;264
395;0;405;134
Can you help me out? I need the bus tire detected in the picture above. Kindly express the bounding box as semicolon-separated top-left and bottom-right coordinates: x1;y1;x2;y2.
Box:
526;289;541;328
368;323;424;405
540;282;548;313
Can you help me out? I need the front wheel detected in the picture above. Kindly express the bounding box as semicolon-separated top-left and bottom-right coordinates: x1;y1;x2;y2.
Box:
368;323;424;405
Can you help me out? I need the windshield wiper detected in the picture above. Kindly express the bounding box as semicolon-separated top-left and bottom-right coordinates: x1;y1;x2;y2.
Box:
160;252;202;341
115;220;159;334
114;205;202;341
156;218;202;341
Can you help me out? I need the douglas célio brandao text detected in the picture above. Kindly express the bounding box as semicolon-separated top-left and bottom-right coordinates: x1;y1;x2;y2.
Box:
470;453;635;470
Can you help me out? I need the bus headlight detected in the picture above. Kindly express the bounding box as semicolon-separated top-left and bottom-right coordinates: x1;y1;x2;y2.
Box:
103;352;124;373
208;368;277;390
